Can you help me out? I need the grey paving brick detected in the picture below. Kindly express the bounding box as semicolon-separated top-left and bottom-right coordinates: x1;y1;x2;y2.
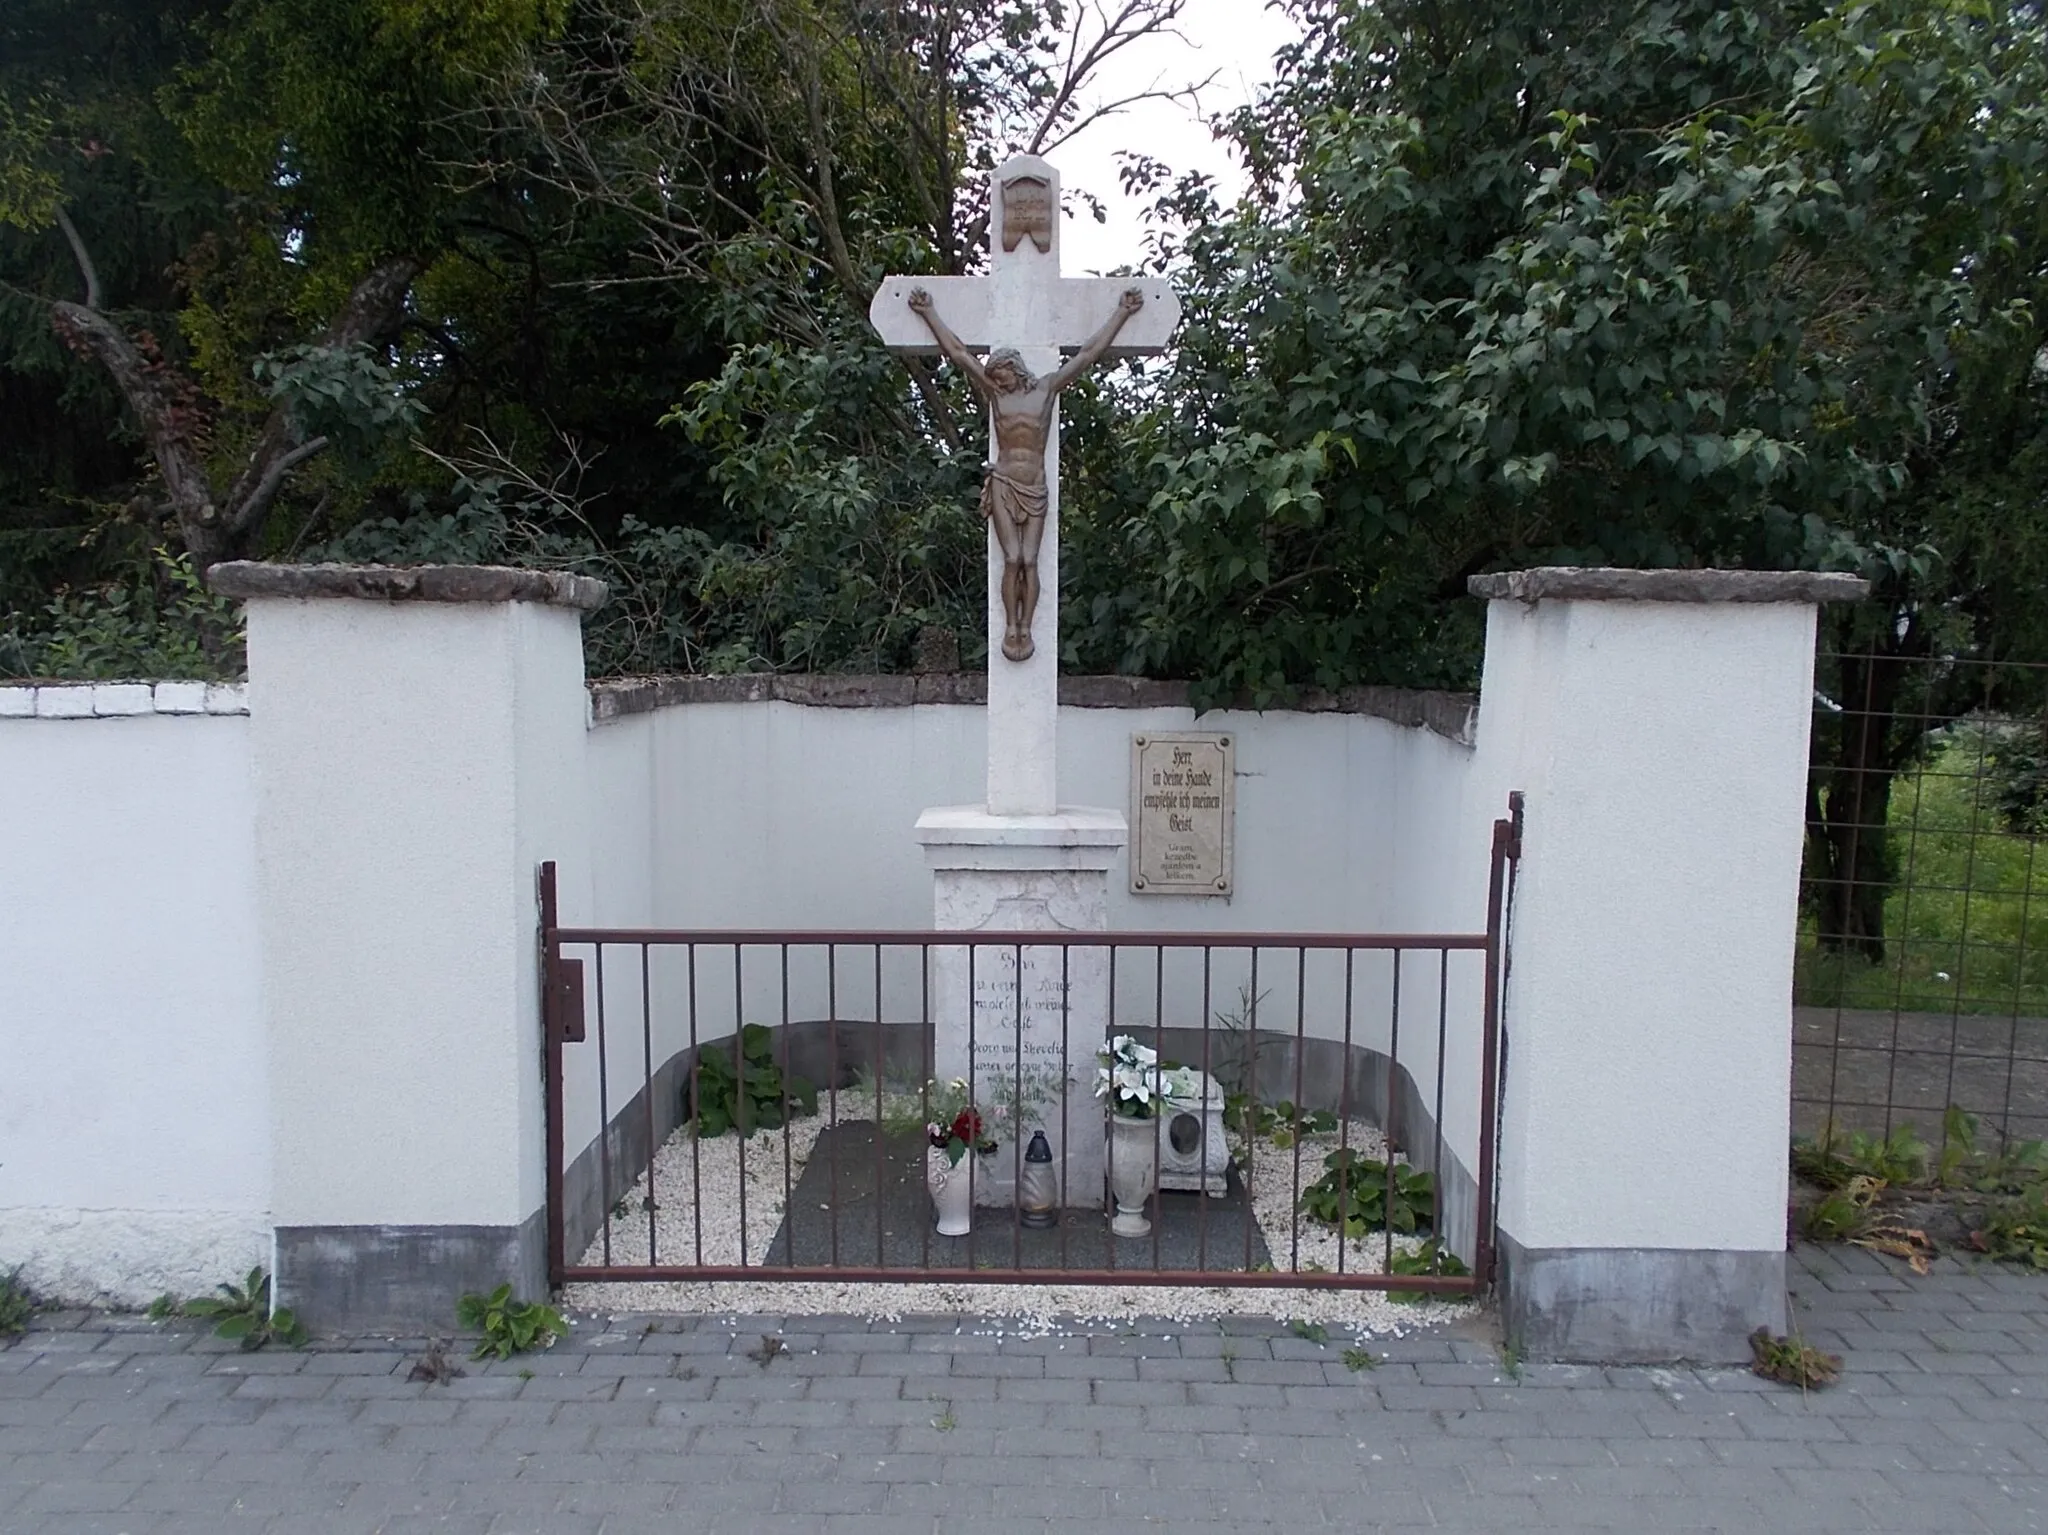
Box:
4;1247;2045;1533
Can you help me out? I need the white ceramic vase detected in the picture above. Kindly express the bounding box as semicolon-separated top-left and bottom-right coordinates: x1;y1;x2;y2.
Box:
927;1146;975;1237
1106;1111;1159;1237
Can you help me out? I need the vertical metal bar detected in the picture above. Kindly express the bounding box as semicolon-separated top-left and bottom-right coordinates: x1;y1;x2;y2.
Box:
782;945;794;1267
688;942;702;1268
1059;943;1072;1272
1152;943;1165;1273
595;943;612;1267
1014;940;1026;1269
1197;945;1211;1272
1996;831;2040;1148
1290;947;1307;1275
540;863;566;1286
1384;951;1401;1274
1107;943;1118;1273
826;945;838;1269
1434;948;1450;1260
1335;947;1354;1276
1475;814;1512;1287
876;944;887;1271
1244;947;1258;1274
965;942;977;1274
921;942;933;1274
733;945;748;1267
640;944;656;1266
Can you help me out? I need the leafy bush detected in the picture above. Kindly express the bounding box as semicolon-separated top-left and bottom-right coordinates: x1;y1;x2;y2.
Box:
179;1268;306;1350
685;1023;817;1138
1298;1149;1436;1236
0;548;243;681
456;1284;566;1359
1386;1238;1469;1303
1983;722;2048;839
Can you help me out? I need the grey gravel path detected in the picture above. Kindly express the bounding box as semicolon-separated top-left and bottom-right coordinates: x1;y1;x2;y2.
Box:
1;1243;2044;1533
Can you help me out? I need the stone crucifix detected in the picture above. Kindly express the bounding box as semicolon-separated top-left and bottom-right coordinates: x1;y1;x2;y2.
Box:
870;154;1180;817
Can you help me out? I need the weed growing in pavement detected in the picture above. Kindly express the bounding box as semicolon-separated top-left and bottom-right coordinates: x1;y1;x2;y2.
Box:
1749;1329;1842;1389
1967;1187;2048;1269
0;1268;35;1337
178;1268;307;1350
1288;1319;1328;1344
1341;1347;1378;1373
455;1285;566;1360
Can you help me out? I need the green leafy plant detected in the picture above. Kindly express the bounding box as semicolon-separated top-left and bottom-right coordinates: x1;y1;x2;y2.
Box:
1967;1189;2048;1270
1298;1149;1436;1236
1749;1329;1842;1389
455;1284;566;1360
181;1268;306;1350
1341;1347;1377;1373
146;1293;179;1321
1800;1175;1886;1241
0;1268;36;1337
1793;1123;1929;1189
1386;1239;1469;1303
1288;1319;1328;1344
685;1024;817;1138
1227;1096;1338;1148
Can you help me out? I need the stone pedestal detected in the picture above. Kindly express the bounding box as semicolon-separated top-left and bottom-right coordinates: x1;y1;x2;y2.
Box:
916;806;1126;1208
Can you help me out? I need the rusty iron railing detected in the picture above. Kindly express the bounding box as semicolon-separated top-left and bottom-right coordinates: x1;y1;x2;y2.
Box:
539;810;1516;1293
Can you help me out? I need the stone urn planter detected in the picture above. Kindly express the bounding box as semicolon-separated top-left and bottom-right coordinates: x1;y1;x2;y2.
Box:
926;1146;977;1237
1105;1111;1159;1237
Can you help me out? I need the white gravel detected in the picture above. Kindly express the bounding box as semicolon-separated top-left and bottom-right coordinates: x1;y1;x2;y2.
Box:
566;1096;1477;1337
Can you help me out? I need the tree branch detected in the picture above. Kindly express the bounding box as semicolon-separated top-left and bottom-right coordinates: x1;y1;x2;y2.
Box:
52;207;103;311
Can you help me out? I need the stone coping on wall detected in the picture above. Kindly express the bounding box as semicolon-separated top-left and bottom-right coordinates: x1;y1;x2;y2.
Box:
589;673;1479;744
206;561;609;612
0;682;248;719
1468;566;1870;604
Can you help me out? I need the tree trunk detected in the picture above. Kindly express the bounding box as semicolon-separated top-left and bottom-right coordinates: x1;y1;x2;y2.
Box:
1803;639;1919;965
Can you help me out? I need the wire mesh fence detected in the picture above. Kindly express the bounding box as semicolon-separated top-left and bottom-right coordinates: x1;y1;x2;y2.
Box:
1798;648;2048;1153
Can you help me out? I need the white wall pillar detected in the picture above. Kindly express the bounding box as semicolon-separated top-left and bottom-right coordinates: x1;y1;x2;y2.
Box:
212;563;601;1329
1469;568;1865;1362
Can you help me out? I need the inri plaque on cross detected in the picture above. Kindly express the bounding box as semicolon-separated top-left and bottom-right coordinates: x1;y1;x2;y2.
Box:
870;154;1181;817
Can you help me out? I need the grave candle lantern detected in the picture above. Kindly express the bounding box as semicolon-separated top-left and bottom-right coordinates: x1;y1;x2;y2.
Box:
1018;1130;1057;1228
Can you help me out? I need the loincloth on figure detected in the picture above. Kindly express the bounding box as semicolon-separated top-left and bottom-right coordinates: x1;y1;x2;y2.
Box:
980;467;1048;527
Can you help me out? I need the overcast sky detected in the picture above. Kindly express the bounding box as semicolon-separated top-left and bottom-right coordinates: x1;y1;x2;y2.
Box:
1051;0;1303;274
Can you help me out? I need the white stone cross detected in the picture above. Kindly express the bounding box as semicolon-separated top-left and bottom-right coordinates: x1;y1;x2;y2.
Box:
869;153;1180;817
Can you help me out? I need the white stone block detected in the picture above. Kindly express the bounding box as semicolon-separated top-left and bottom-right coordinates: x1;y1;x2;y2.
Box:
917;804;1129;1208
92;683;154;716
35;686;94;718
0;687;35;718
204;683;250;715
153;681;208;714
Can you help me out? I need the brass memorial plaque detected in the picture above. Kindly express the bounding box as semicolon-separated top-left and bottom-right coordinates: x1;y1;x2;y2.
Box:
1000;174;1054;253
1130;732;1235;895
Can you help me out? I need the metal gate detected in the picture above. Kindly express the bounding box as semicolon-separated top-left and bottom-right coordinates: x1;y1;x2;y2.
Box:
540;808;1517;1294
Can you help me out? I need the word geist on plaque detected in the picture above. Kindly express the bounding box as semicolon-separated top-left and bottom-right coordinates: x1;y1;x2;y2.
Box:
1130;733;1235;895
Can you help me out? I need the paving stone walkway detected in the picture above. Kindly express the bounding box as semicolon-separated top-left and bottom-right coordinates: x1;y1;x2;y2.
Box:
1;1243;2044;1533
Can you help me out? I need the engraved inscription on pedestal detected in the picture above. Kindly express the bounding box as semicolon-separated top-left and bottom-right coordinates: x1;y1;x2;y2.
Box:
1130;733;1235;895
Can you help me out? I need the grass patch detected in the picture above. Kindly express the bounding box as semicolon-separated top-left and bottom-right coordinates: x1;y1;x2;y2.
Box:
1799;732;2048;1017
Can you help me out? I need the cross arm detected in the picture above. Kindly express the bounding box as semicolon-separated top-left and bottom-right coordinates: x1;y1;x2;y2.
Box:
869;276;1180;358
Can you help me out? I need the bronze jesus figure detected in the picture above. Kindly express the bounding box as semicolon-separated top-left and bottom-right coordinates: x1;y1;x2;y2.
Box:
908;285;1145;662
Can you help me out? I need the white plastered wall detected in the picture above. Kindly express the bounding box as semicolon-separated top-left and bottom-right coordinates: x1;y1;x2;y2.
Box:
250;598;592;1232
1470;597;1813;1253
0;709;269;1304
569;700;1489;1185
